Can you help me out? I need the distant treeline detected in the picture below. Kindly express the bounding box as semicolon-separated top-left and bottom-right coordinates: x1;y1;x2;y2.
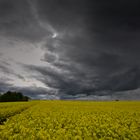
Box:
0;91;30;102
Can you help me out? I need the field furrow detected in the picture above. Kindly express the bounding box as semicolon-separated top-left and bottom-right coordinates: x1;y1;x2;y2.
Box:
0;102;35;124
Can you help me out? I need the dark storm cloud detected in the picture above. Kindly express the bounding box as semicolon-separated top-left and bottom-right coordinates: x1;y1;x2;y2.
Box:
24;63;140;99
34;0;140;99
97;67;140;92
88;0;140;67
0;80;13;93
23;64;82;94
36;0;87;30
0;83;57;99
0;0;47;42
12;86;58;99
0;60;14;74
1;0;140;99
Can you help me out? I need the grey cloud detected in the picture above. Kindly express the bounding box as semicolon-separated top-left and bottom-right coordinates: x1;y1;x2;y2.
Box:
41;51;58;63
104;67;140;92
0;0;48;42
24;64;80;90
24;0;140;99
16;74;25;81
0;60;14;74
0;65;12;74
0;83;57;99
0;80;13;93
0;60;28;82
1;0;140;99
36;0;88;31
14;86;58;99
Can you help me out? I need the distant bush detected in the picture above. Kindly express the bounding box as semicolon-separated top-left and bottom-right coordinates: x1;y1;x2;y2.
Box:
0;91;30;102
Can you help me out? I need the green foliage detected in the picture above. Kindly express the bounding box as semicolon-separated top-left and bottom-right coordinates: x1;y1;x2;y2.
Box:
0;102;34;124
0;91;30;102
0;101;140;139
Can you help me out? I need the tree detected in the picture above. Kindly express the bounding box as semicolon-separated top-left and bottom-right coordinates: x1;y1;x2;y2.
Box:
0;91;30;102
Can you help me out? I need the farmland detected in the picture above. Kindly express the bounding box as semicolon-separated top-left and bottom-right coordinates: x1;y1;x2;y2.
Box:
0;101;140;140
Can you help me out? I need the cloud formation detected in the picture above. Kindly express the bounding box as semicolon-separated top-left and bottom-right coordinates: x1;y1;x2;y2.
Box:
0;0;140;99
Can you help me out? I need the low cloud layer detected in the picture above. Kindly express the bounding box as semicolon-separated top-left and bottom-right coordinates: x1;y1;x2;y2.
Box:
0;0;140;100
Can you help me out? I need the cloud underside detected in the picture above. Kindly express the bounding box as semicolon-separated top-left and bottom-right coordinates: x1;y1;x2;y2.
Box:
0;0;140;99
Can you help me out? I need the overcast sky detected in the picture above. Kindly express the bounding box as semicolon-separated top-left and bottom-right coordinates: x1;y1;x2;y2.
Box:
0;0;140;100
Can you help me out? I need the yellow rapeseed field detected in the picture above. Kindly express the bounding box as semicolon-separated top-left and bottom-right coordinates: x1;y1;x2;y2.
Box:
0;101;140;140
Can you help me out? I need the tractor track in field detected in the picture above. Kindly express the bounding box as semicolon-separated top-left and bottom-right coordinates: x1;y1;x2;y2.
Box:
0;104;35;125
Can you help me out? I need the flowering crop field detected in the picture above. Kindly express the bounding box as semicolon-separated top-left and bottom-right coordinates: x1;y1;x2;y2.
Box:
0;102;34;125
0;101;140;140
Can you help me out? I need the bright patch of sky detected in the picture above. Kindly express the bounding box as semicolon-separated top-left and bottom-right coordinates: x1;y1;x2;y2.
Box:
0;38;48;88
